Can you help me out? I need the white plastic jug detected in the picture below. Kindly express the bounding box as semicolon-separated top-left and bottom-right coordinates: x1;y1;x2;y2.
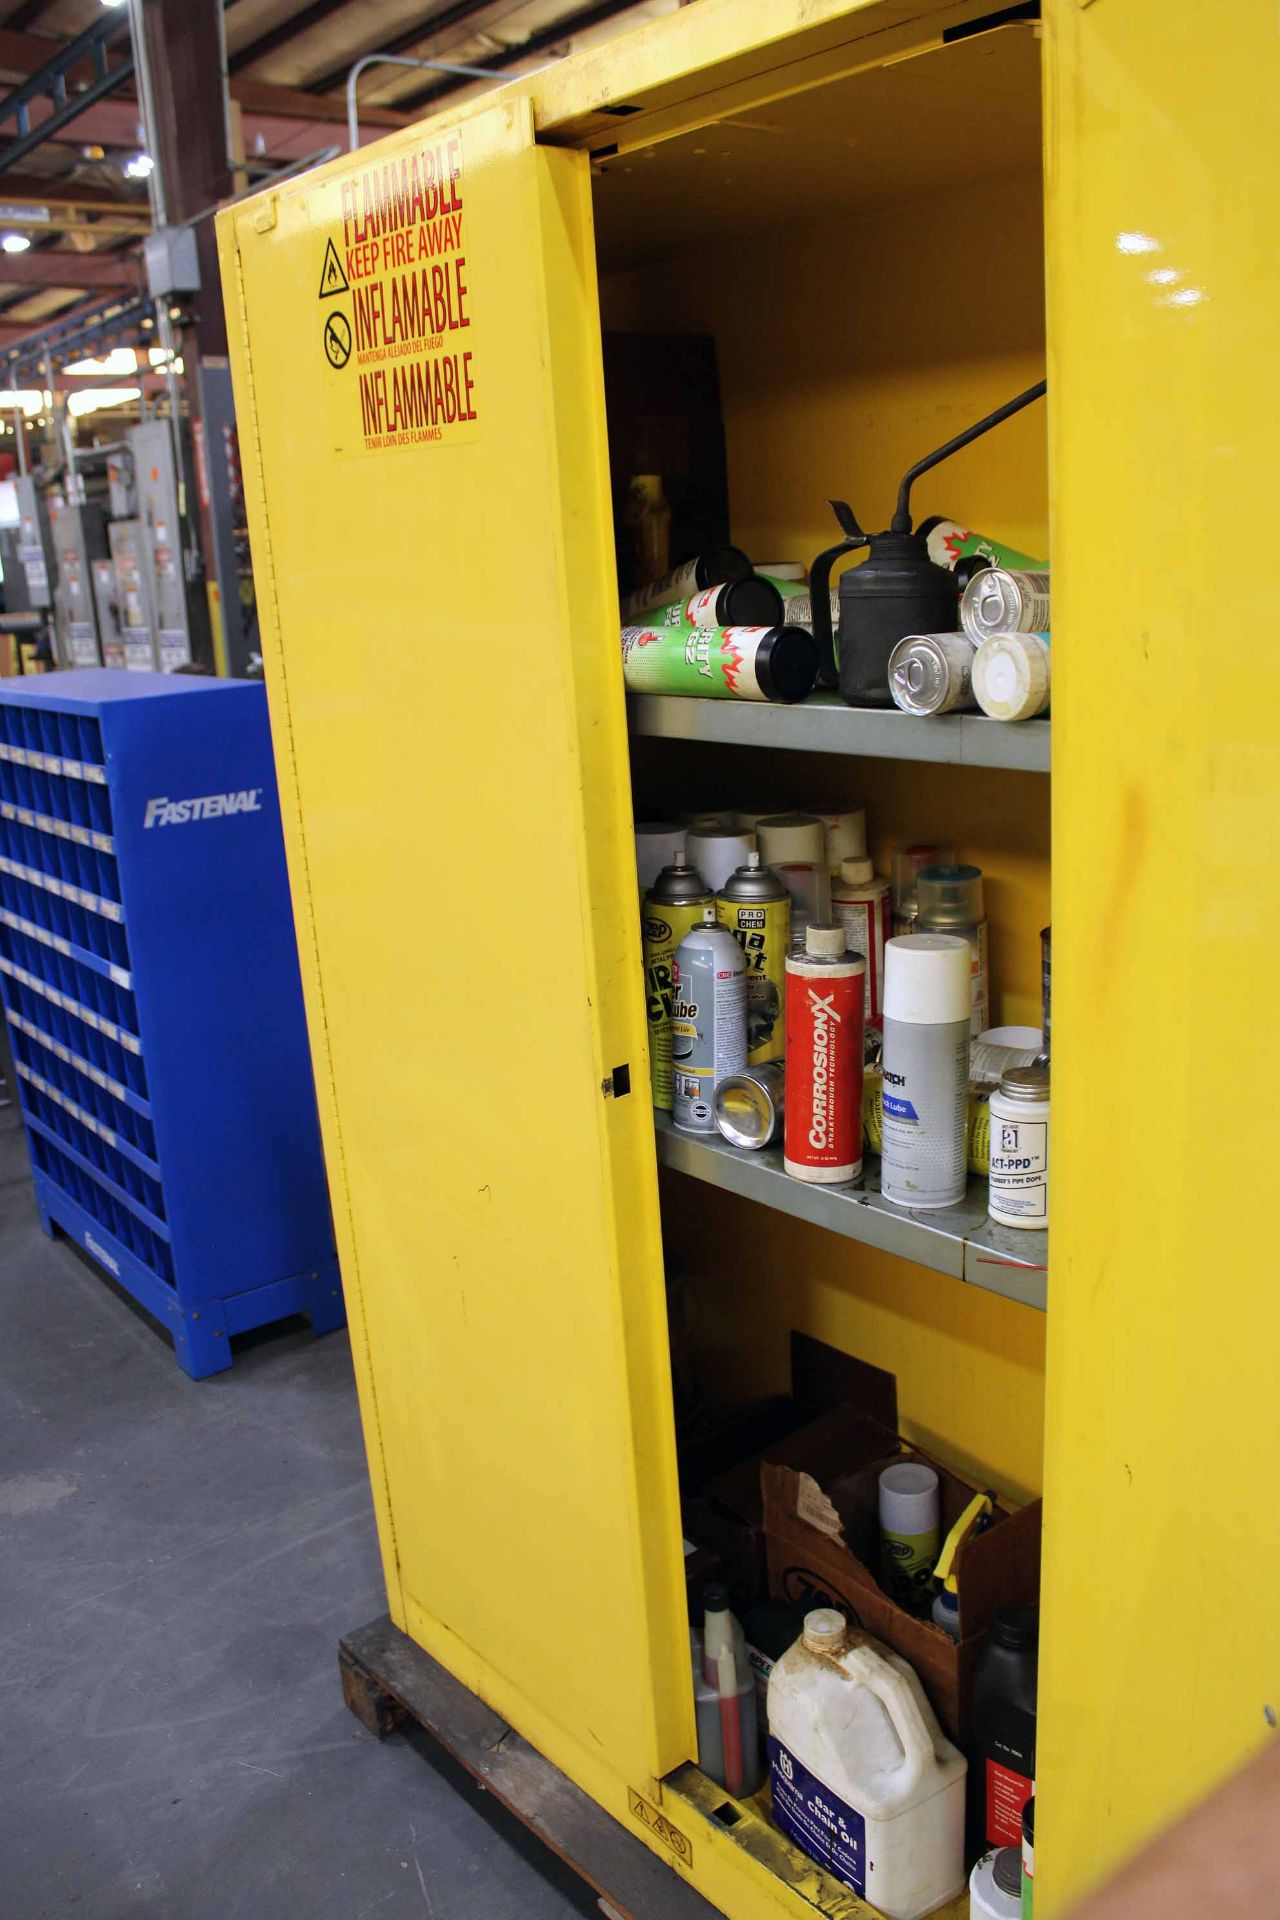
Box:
767;1609;966;1920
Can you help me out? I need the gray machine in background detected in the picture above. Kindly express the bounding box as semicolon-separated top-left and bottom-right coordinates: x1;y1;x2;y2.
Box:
130;420;210;672
90;555;126;670
49;499;109;668
14;476;54;611
108;518;160;671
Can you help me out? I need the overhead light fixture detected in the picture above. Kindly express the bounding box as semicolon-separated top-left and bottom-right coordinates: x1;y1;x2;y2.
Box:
100;1;129;9
124;153;154;180
1;233;31;254
68;385;141;417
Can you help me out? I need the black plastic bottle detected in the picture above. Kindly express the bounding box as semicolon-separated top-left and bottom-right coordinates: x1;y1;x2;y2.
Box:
969;1603;1038;1855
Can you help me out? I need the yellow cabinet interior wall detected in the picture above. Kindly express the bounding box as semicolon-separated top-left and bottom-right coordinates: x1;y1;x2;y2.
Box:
219;2;1280;1914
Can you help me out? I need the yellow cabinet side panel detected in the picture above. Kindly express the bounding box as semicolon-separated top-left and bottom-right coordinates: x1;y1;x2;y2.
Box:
1041;2;1280;1908
219;101;692;1788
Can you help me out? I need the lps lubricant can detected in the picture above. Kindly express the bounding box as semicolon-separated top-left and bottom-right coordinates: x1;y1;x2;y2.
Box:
672;910;747;1133
887;632;978;716
716;853;791;1066
880;935;971;1210
831;857;891;1026
961;568;1051;643
714;1061;786;1149
784;925;865;1184
620;623;819;703
621;546;752;620
644;860;713;1109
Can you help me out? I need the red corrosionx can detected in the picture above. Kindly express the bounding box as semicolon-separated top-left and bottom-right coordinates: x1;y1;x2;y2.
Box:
784;924;866;1184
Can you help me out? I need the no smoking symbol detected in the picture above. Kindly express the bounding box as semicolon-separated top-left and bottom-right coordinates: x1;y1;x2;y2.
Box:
323;310;352;369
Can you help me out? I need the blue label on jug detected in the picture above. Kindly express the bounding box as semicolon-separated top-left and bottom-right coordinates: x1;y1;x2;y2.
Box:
883;1092;919;1120
768;1735;866;1893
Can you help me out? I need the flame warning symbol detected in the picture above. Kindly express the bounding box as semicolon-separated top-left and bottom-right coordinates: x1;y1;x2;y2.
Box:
718;631;746;694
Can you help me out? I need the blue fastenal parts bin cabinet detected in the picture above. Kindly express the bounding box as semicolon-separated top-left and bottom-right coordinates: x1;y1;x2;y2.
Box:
0;670;342;1377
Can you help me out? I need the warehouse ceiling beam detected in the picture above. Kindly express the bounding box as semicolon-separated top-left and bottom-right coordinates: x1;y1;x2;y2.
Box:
0;173;149;234
0;11;133;174
393;0;637;109
0;292;151;383
228;0;358;76
306;0;493;96
0;24;406;161
0;249;138;290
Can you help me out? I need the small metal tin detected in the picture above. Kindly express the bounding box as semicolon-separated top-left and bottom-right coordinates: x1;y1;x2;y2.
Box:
998;1064;1050;1103
714;1061;786;1148
960;567;1051;642
887;631;978;716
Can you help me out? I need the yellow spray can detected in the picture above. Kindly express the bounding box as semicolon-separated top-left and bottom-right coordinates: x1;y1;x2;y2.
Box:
643;860;713;1108
715;853;792;1066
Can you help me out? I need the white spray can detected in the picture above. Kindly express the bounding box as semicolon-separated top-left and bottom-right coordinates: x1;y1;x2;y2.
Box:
672;909;747;1133
880;935;972;1210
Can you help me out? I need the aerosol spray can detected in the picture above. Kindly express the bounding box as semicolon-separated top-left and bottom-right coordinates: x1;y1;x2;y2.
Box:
890;843;954;939
880;935;972;1210
672;909;747;1133
831;857;891;1026
683;576;784;630
635;822;686;896
960;568;1051;642
716;854;791;1066
784;925;866;1184
916;517;1045;577
757;813;832;943
714;1061;786;1149
644;859;713;1109
915;863;989;1039
622;547;752;620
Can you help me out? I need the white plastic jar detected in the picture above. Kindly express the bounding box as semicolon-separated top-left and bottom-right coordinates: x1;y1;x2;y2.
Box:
987;1065;1049;1228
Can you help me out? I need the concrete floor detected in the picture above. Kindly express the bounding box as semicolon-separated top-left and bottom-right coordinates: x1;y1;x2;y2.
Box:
0;1110;596;1920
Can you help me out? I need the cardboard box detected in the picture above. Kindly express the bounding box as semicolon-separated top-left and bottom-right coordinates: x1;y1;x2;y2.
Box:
761;1407;1041;1743
690;1337;900;1608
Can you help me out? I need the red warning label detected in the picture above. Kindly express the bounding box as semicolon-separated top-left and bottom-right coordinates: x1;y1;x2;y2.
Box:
329;130;478;453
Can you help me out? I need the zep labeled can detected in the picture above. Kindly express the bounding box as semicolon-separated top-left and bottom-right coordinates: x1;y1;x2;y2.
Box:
671;910;747;1133
643;860;713;1109
880;935;972;1210
716;853;791;1066
784;924;865;1183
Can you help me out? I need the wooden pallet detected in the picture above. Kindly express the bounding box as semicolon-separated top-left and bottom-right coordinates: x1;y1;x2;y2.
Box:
339;1615;720;1920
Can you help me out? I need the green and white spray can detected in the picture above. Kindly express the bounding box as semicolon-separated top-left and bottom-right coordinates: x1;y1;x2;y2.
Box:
621;623;819;703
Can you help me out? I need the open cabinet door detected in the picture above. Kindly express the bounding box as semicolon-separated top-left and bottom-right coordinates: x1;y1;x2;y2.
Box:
219;99;694;1795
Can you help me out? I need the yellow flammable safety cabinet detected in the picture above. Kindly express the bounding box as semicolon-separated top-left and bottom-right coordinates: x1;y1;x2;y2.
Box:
219;3;1280;1914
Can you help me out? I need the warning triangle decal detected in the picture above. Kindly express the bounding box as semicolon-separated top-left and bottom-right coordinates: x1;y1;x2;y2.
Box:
318;237;350;299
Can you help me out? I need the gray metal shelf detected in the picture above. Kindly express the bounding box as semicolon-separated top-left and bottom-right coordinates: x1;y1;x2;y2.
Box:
653;1113;1047;1311
627;691;1050;772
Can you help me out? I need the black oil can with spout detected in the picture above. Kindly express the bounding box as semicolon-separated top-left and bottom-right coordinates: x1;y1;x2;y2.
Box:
810;380;1047;708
